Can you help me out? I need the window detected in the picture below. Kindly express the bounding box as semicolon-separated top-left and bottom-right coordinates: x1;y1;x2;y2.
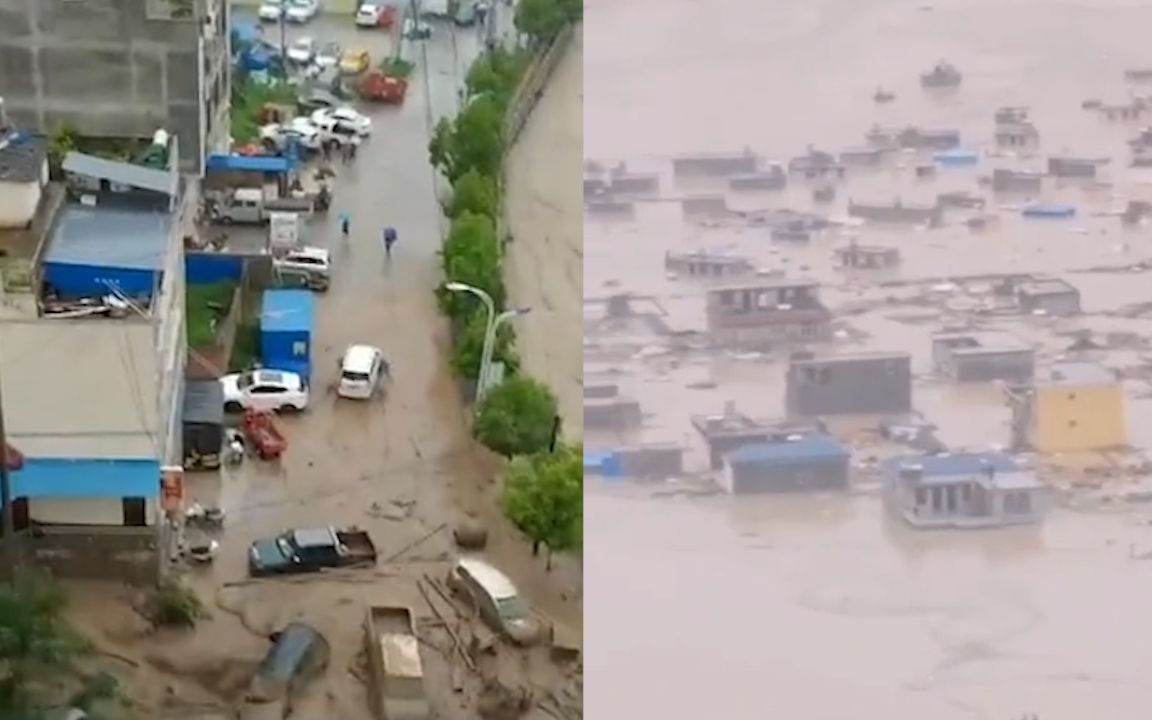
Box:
250;385;284;395
292;341;308;356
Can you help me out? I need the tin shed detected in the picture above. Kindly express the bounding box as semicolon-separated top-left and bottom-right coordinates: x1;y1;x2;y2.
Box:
720;434;850;494
41;205;171;298
260;290;314;380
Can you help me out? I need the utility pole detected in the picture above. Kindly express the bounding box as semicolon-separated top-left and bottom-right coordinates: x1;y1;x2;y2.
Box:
0;368;18;577
278;7;288;79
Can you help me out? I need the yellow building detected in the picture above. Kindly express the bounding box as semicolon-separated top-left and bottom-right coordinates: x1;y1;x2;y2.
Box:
1012;363;1127;452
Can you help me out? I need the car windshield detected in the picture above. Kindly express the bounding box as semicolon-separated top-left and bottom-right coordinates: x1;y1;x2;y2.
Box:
495;596;526;620
342;370;370;382
237;373;256;389
276;537;296;558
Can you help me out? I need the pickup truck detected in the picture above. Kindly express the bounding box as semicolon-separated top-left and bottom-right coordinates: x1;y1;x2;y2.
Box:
364;605;431;720
248;527;377;576
212;187;314;224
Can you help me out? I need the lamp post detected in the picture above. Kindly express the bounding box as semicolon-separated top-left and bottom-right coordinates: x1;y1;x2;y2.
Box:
479;307;531;399
445;282;496;395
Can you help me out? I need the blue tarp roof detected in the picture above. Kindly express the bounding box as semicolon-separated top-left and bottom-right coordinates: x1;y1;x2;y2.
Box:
262;290;314;333
727;435;848;465
43;205;170;270
882;452;1019;478
206;153;295;173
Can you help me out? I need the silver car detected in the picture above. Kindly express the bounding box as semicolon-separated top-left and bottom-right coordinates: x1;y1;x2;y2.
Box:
446;557;539;644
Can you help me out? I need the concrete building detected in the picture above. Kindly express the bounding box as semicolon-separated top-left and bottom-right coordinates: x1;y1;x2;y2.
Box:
866;126;961;151
705;279;834;345
607;169;660;195
680;195;733;219
883;452;1047;529
691;407;822;470
785;352;913;418
728;166;787;191
720;434;850;494
672;151;759;177
583;383;642;432
664;250;753;279
932;330;1035;383
991;168;1043;193
1013;277;1081;316
995;122;1040;149
834;243;900;270
0;0;232;175
0;157;186;582
848;199;943;226
1006;363;1126;453
1047;156;1098;179
0;124;48;229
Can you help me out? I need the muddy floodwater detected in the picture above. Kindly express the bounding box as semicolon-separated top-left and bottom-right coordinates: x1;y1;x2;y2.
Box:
584;0;1152;718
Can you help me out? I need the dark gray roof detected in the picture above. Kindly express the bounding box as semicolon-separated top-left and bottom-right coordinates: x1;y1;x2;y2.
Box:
183;381;224;424
0;132;46;183
62;151;177;196
44;204;171;271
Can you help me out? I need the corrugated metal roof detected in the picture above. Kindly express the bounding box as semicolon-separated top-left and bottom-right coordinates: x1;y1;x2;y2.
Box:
262;289;314;333
726;435;848;465
0;320;160;460
183;380;224;425
206;153;295;174
62;151;177;196
43;204;171;271
0;132;46;183
882;452;1018;478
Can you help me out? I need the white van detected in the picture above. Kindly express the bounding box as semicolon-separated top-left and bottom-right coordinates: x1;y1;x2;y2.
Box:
338;344;387;399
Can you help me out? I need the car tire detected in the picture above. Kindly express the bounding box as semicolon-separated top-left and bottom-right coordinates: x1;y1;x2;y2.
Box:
224;401;243;413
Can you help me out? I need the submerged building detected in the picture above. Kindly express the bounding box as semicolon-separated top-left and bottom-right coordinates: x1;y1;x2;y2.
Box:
1006;362;1126;453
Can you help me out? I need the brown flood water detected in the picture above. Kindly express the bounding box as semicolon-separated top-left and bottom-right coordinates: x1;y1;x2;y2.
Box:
584;0;1152;718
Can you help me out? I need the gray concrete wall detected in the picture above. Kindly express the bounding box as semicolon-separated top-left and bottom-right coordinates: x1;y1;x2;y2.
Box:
786;356;913;417
0;0;228;173
0;526;160;585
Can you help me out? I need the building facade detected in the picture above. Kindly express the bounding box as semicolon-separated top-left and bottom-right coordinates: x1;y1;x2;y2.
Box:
705;280;834;345
0;0;232;175
785;352;913;418
932;330;1035;383
1007;362;1126;453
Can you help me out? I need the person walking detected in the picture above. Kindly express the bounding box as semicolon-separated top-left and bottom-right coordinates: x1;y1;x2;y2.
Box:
383;226;397;258
340;212;351;238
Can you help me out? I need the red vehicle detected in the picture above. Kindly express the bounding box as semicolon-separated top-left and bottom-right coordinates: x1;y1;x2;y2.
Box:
243;409;286;459
357;70;408;104
356;4;396;29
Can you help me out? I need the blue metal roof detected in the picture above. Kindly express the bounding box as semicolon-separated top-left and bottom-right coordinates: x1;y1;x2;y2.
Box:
262;290;314;333
726;435;848;465
43;204;170;270
206;153;295;174
12;458;161;498
882;452;1019;478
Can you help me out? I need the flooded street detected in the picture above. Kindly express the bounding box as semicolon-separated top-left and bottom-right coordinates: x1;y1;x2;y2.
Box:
64;13;578;720
584;0;1152;718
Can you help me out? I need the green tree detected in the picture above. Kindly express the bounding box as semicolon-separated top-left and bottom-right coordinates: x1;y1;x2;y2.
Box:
439;212;505;320
474;376;559;457
451;308;519;380
428;117;457;177
501;445;583;568
446;169;499;220
465;46;529;104
515;0;568;45
0;573;89;716
446;95;505;181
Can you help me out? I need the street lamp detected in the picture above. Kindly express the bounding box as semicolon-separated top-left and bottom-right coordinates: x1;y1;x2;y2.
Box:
445;281;496;392
479;307;531;399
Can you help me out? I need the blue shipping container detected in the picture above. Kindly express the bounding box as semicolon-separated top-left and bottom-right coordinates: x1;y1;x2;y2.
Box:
260;290;314;381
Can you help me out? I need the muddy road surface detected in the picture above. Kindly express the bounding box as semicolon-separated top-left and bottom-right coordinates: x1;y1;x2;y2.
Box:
64;13;580;720
585;0;1152;719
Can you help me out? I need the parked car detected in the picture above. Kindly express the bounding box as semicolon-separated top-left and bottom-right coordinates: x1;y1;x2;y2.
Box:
248;527;378;576
355;3;384;26
271;267;329;292
244;622;330;712
298;89;341;113
339;48;371;75
446;557;540;645
314;42;341;70
454;3;477;26
402;17;432;39
286;37;316;64
220;370;310;413
285;0;319;22
258;0;284;21
274;246;331;281
260;117;321;151
338;344;388;399
311;106;372;136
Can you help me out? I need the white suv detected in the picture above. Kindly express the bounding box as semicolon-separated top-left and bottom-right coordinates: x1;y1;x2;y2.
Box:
338;345;388;399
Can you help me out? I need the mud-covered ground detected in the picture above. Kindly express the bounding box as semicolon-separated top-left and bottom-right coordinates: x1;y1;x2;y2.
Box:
503;29;584;441
584;0;1152;718
61;12;580;720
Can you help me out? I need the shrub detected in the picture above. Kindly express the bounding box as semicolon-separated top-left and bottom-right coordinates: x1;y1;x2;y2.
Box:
439;212;505;320
501;444;583;568
451;308;519;380
474;376;559;456
149;580;207;628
